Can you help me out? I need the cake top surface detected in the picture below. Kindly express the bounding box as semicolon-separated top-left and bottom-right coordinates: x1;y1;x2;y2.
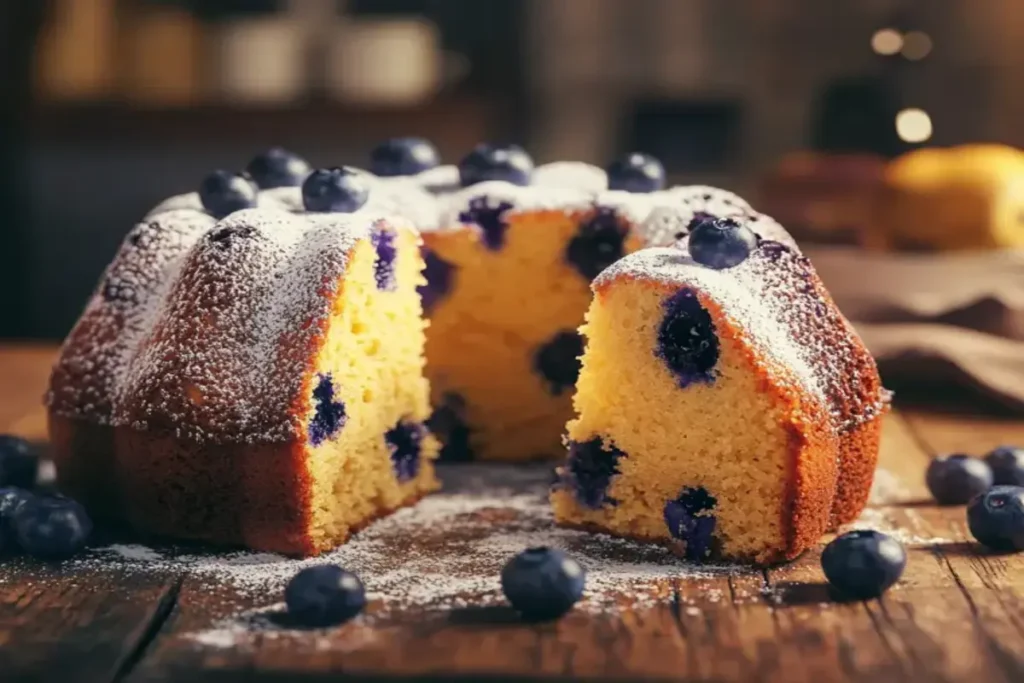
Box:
596;242;886;431
48;198;413;444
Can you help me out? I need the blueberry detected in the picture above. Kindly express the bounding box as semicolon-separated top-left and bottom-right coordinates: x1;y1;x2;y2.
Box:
302;167;371;213
821;530;906;599
284;565;366;628
386;419;426;482
501;547;585;621
458;143;533;187
563;438;624;508
14;496;92;560
458;197;514;250
968;486;1024;552
533;331;584;396
565;208;628;280
309;374;347;446
427;393;473;462
245;147;311;189
606;153;665;193
370;137;440;177
418;247;455;314
687;217;758;270
657;288;719;387
663;487;717;561
0;435;38;489
199;170;259;219
985;446;1024;486
0;487;33;550
371;226;397;292
926;454;993;505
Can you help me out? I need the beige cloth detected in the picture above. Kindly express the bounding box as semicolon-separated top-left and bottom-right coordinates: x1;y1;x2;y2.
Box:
805;247;1024;410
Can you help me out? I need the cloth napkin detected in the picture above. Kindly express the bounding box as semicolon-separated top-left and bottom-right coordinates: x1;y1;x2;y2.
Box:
804;247;1024;411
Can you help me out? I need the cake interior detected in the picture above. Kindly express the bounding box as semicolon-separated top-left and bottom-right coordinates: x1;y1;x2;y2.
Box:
303;226;439;552
423;210;596;461
552;279;796;563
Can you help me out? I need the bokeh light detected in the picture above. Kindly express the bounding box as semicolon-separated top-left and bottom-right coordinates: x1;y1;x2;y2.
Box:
895;108;933;143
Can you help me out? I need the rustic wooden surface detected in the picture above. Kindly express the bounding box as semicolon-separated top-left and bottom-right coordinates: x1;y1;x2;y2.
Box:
3;345;1024;683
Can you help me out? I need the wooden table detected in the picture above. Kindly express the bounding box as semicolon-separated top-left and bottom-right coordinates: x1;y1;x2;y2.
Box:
2;344;1024;683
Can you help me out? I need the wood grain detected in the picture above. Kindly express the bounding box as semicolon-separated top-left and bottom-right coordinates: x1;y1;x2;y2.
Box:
3;346;1024;682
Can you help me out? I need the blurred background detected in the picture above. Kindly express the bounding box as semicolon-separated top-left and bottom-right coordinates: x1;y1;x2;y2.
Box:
2;0;1024;343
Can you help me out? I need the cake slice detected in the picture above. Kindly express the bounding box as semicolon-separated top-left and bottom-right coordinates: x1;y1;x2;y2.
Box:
551;217;888;564
48;163;438;554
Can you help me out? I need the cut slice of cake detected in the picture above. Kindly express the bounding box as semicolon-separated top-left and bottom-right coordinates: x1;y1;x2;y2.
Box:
48;162;438;555
551;217;888;564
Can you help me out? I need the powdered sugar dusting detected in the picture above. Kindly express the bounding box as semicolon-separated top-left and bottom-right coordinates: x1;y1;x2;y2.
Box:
80;465;744;615
595;244;887;431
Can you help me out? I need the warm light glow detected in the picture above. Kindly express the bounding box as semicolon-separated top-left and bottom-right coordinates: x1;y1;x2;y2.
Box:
901;31;933;60
896;109;933;143
871;28;903;55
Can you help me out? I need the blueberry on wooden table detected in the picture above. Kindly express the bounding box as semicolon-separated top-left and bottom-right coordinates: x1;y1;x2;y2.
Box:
968;486;1024;552
13;495;92;560
985;446;1024;487
284;565;366;628
925;454;993;505
501;547;586;621
821;530;906;600
0;435;38;489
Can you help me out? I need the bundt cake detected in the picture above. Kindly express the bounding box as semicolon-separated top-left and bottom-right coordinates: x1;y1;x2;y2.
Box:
382;141;795;462
865;144;1024;252
46;155;439;555
551;217;889;564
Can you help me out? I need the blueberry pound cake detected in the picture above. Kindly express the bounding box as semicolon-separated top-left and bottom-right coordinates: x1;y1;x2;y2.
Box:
402;141;796;462
47;152;439;555
552;218;889;564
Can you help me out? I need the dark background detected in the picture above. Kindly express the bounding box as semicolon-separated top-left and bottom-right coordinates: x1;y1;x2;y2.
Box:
2;0;1019;339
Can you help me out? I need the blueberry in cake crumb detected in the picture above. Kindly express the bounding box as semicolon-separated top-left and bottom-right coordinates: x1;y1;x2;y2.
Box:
199;170;259;219
564;437;624;508
663;486;718;561
565;208;629;280
386;419;426;482
985;446;1024;486
657;288;719;387
968;486;1024;551
371;137;440;177
309;374;347;446
459;197;515;250
501;547;586;621
418;247;455;313
284;565;366;628
687;217;758;270
533;331;584;395
370;224;397;292
926;454;993;505
13;496;92;560
0;435;39;489
458;143;534;187
245;147;311;189
427;393;473;462
821;530;906;599
302;167;370;213
606;152;665;193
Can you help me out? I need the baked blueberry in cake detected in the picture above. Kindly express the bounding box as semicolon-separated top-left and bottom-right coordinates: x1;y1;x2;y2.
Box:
46;161;439;555
552;216;888;564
